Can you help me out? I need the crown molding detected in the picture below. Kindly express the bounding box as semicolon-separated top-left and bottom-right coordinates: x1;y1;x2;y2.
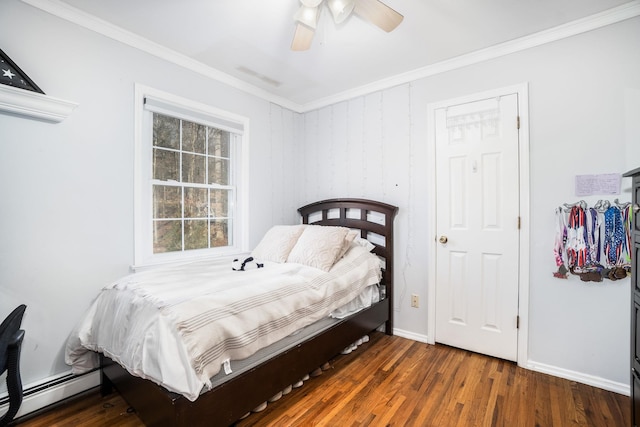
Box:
299;0;640;112
20;0;640;114
19;0;300;112
0;84;78;122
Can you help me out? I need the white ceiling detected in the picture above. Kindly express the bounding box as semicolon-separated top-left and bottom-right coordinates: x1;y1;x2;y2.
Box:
46;0;636;109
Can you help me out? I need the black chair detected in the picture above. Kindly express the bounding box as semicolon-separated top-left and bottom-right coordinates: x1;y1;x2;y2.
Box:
0;305;26;427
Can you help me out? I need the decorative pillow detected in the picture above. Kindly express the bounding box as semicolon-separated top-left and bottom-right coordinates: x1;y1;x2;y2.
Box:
336;230;359;260
353;236;376;252
251;225;307;263
286;225;350;271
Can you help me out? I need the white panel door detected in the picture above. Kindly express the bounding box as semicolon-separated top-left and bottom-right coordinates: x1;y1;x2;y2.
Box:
434;93;520;361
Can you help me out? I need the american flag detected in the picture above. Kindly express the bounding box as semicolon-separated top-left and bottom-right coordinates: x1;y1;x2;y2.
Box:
0;48;44;94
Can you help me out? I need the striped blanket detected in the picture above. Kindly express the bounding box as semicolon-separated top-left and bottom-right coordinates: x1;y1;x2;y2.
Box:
65;245;381;401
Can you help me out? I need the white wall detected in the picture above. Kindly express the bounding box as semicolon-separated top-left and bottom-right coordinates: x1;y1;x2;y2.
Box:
295;17;640;390
1;0;638;408
0;0;299;396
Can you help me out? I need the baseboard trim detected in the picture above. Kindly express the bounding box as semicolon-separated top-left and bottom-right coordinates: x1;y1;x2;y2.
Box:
389;331;629;396
526;360;629;396
393;328;430;344
0;370;100;419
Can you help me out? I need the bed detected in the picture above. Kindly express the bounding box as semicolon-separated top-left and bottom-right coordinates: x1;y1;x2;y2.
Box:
66;198;398;426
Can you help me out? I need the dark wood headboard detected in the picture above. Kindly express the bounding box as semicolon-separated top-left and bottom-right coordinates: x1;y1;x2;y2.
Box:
298;198;399;332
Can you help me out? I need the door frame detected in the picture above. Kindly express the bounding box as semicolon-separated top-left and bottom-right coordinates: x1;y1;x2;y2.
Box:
426;83;530;366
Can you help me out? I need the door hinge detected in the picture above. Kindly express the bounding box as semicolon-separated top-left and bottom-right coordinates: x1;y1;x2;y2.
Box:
516;315;520;329
517;116;520;129
517;216;521;229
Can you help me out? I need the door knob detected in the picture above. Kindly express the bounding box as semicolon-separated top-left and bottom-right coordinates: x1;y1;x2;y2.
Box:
439;235;448;244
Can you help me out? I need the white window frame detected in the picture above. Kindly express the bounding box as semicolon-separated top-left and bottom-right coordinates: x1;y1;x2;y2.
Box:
133;84;249;268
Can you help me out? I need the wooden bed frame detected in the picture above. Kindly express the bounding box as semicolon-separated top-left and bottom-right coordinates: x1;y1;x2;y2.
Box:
100;198;398;426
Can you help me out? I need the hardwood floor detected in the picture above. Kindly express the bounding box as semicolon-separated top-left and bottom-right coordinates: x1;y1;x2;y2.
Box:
14;390;142;427
15;333;629;426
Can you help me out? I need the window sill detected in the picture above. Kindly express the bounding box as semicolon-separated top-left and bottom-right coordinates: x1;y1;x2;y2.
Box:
0;84;78;122
131;251;251;273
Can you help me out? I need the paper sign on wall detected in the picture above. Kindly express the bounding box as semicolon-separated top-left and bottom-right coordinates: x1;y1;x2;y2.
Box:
575;173;621;196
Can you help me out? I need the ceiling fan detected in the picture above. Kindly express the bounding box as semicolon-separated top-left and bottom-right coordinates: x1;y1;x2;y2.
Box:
291;0;404;51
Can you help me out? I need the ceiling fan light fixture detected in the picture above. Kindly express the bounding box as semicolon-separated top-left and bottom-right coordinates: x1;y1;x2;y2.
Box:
327;0;355;24
300;0;323;7
291;0;403;51
293;5;320;29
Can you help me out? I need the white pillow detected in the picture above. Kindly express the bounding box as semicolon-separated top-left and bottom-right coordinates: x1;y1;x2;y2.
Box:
251;225;307;263
286;225;350;271
353;236;376;252
336;230;359;260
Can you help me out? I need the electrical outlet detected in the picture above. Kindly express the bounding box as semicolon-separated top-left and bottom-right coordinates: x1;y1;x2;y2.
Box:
411;294;419;308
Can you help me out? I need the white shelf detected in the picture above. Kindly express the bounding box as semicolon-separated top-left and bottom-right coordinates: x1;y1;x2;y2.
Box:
0;84;78;122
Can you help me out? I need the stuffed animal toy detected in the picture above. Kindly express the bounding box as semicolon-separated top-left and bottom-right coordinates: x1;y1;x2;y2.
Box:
232;256;264;271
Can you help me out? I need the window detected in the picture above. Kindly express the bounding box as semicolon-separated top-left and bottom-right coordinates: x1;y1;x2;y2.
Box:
134;85;248;267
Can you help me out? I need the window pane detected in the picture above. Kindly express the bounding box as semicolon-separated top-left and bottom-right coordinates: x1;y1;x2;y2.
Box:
153;115;179;149
184;187;208;218
153;220;182;253
153;148;179;181
182;153;206;184
210;219;229;247
153;185;181;219
210;189;229;218
182;121;206;154
208;157;229;185
184;219;208;250
143;102;241;261
208;128;230;158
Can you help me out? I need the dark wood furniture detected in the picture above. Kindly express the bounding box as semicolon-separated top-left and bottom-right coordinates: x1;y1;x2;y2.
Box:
100;198;398;426
625;167;640;427
0;304;27;426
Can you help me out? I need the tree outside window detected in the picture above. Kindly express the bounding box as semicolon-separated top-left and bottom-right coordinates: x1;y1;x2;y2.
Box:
151;113;234;254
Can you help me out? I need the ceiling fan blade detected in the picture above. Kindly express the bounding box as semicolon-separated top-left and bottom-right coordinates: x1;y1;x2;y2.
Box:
291;23;315;51
353;0;403;32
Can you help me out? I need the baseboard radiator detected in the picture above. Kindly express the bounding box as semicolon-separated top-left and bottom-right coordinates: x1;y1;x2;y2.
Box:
0;370;100;419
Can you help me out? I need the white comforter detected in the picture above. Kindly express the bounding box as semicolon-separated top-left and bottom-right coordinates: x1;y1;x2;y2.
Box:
65;245;381;401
